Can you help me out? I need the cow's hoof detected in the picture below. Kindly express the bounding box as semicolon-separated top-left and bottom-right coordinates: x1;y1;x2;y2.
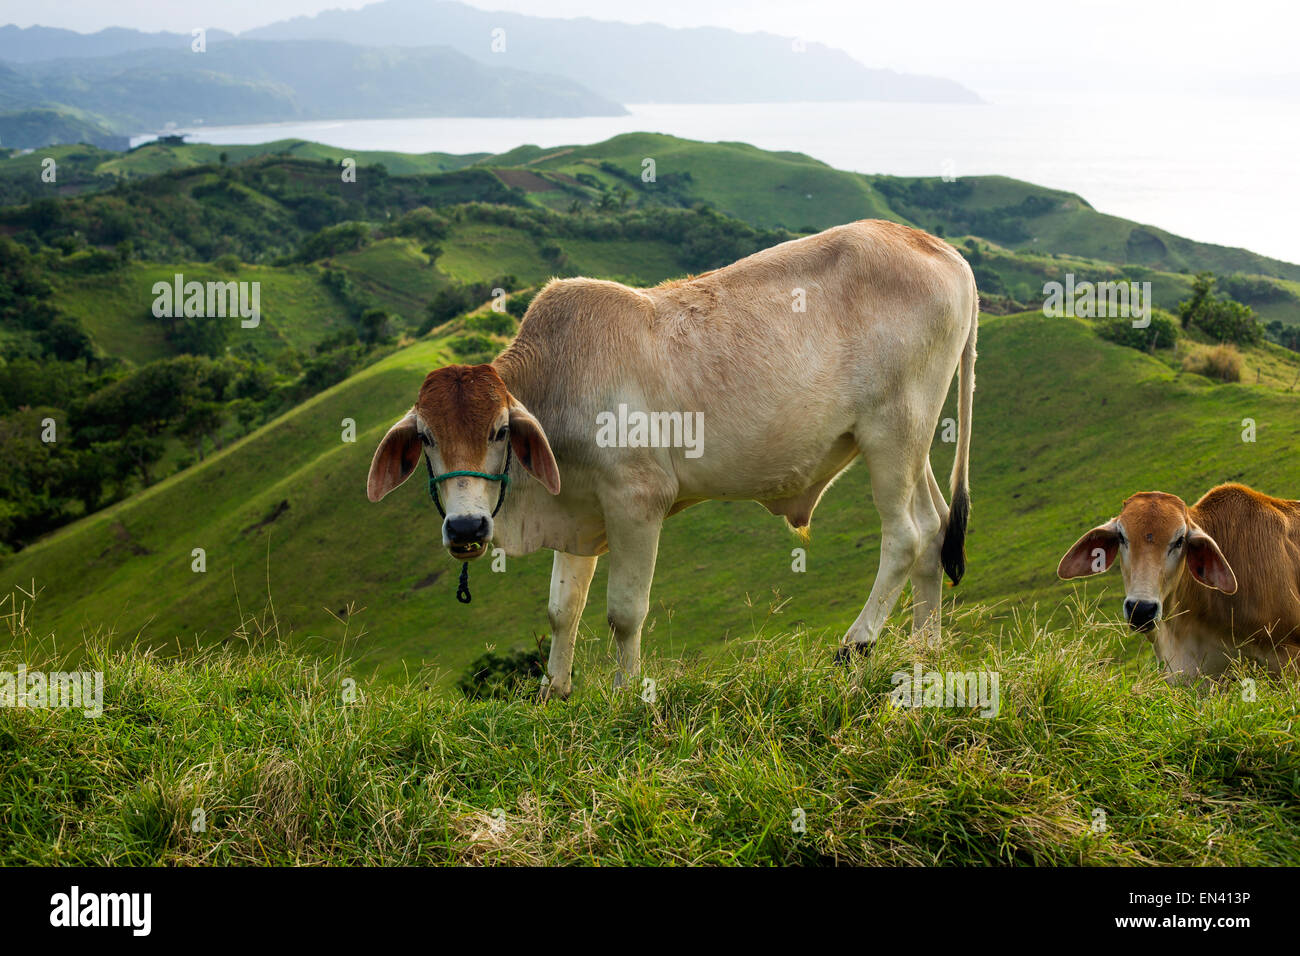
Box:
834;643;872;666
539;678;571;702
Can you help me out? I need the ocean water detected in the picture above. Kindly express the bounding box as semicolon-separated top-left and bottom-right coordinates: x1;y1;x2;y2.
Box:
144;91;1300;265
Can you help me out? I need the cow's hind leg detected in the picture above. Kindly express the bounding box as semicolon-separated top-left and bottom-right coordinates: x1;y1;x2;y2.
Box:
541;551;599;700
909;460;949;646
841;419;931;654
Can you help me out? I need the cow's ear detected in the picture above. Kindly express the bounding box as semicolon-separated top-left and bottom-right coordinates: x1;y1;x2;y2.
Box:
1057;520;1121;579
1186;527;1237;594
507;397;560;495
367;410;422;502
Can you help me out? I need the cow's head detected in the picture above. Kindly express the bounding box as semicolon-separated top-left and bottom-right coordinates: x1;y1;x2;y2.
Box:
366;364;560;560
1057;491;1237;632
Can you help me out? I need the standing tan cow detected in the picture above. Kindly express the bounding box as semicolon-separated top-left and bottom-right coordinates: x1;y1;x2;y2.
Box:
1058;483;1300;681
368;220;978;697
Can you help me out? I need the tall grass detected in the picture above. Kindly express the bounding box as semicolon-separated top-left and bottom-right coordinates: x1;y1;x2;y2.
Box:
1182;344;1244;382
1;585;1296;866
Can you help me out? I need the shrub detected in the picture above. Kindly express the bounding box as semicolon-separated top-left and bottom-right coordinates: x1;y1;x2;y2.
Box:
1182;344;1242;382
1096;310;1179;351
422;276;519;332
464;311;517;336
505;288;537;319
358;308;393;344
448;333;495;362
1177;272;1260;344
296;221;371;262
457;639;550;700
1193;298;1259;345
392;206;450;243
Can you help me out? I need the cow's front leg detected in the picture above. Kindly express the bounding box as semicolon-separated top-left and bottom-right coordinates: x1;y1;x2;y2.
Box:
541;551;599;700
603;516;663;689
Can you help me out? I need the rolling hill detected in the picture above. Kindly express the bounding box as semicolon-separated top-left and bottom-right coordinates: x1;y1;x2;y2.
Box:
8;132;1300;292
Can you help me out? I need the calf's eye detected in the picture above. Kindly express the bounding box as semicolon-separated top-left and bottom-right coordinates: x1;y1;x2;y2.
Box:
494;426;508;442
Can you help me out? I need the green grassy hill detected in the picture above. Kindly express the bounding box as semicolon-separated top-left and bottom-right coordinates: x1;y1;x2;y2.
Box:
0;140;486;207
872;174;1300;283
9;132;1299;295
43;226;705;371
6;308;1299;690
50;260;354;363
101;139;486;179
483;132;900;229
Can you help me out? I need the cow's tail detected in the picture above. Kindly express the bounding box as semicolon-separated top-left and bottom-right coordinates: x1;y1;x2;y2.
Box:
940;289;977;586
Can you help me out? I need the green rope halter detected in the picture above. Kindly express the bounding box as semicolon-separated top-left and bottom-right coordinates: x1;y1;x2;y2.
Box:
423;444;511;604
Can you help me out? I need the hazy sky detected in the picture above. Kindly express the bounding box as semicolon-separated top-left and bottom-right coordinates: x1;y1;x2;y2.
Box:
2;0;1295;95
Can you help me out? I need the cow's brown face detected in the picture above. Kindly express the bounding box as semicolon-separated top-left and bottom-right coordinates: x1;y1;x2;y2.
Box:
1058;491;1237;632
366;364;562;561
416;365;512;559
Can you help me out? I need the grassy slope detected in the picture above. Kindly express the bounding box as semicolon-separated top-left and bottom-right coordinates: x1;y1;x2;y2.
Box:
893;174;1300;283
50;260;352;362
329;237;445;321
10;132;1298;296
487;132;900;230
6;311;1299;691
21;139;485;182
45;226;695;369
2;609;1296;865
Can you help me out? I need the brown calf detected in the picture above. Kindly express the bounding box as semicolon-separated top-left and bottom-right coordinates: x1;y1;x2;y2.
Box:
1058;483;1300;682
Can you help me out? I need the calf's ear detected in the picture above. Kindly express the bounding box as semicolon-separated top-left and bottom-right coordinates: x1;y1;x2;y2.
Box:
1186;528;1237;594
507;397;561;495
367;410;422;502
1057;520;1121;579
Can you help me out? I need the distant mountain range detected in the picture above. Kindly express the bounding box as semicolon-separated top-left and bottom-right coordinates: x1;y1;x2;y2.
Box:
0;39;626;148
242;0;980;105
0;3;979;149
3;40;624;131
0;24;236;61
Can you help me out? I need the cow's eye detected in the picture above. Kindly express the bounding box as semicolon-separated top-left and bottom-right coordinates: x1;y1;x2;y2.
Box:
420;432;434;447
1170;536;1184;552
493;426;508;442
1116;531;1127;547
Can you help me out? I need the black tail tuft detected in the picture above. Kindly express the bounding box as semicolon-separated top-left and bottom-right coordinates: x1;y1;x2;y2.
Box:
941;485;969;586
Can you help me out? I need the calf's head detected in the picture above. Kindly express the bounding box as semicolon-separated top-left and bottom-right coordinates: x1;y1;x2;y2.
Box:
1057;491;1237;631
366;364;560;560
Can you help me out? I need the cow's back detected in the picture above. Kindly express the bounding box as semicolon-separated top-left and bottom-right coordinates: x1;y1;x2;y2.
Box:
1185;483;1300;648
495;220;976;499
